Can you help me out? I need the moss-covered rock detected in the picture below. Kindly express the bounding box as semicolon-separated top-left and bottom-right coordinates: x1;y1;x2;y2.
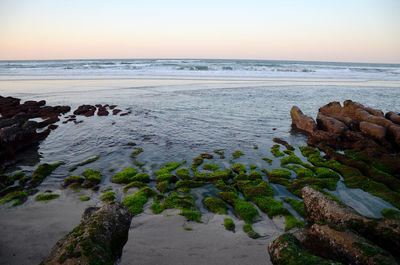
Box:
131;172;150;183
180;209;202;222
68;156;99;172
79;196;90;201
62;175;85;188
111;167;137;184
243;222;261;239
157;181;170;193
224;218;235;232
100;191;115;202
42;202;132;265
130;148;143;158
122;181;145;193
232;151;244;159
81;169;102;188
203;197;228;214
234;199;259;223
122;187;155;216
31;162;63;186
217;191;238;205
214;150;225;159
271;144;285;157
35;193;60;202
202;163;219;171
232;163;246;174
283;198;306;218
381;208;400;221
176;167;191;180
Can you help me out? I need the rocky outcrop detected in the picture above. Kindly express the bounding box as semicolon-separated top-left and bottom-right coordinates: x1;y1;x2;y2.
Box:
42;202;132;265
269;187;400;264
0;96;71;166
73;105;96;117
291;100;400;177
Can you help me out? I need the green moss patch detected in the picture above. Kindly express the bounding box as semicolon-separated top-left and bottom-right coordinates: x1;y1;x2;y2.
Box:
31;162;63;185
283;198;306;218
381;208;400;221
243;222;260;239
232;163;246;174
204;197;228;214
0;190;29;206
180;209;202;222
202;163;219;171
68;156;99;172
35;193;60;202
123;181;145;193
79;196;90;201
100;191;115;202
214;150;225;159
262;157;273;165
81;169;102;188
232;151;244;159
130;148;143;158
122;186;155;216
157;181;170;193
271;145;284;157
218;192;238;205
224;218;235;232
176;168;191;180
234;199;259;223
111;167;138;184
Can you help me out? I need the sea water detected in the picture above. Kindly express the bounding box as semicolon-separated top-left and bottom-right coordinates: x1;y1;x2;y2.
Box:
0;59;399;218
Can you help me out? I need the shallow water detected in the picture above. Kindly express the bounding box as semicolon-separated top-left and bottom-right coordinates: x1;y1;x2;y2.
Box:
1;74;400;218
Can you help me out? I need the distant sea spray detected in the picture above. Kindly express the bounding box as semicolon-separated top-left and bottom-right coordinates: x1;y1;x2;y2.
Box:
0;59;399;80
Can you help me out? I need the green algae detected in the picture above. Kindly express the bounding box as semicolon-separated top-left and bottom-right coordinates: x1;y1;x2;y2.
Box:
283;198;306;218
131;172;150;183
248;170;263;180
215;179;236;192
155;173;174;183
68;156;99;172
0;190;29;206
35;193;60;202
262;157;273;165
176;167;191;180
111;167;138;184
123;181;145;193
242;181;274;200
180;209;202;222
191;156;204;169
315;167;340;179
133;160;146;167
224;218;235;232
183;227;193;231
214;150;225;159
100;191;115;202
243;222;261;239
157;181;170;193
31;162;63;185
130;148;143;158
381;208;400;221
122;187;156;216
174;180;205;193
218;191;238;205
203;197;228;214
232;163;246;174
202;163;219;171
272;233;341;265
232;151;244;159
271;145;285;157
79;196;90;201
234;199;259;223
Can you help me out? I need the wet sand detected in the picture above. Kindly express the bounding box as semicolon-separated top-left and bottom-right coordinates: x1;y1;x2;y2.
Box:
0;193;283;265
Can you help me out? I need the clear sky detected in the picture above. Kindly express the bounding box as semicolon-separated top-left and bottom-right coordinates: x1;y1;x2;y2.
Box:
0;0;399;63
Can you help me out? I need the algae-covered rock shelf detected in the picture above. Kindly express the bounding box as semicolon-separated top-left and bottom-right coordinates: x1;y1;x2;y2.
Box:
1;99;400;265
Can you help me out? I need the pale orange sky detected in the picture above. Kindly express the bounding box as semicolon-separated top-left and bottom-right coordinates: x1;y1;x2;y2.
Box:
1;0;399;63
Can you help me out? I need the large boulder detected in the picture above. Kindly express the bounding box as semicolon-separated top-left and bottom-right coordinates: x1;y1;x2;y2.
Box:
42;202;132;265
359;121;386;140
302;187;400;258
290;106;317;134
316;113;348;135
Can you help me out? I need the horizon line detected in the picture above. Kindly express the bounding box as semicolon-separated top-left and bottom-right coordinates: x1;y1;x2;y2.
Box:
0;57;399;66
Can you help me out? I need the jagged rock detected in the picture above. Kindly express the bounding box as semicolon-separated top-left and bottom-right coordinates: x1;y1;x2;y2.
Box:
97;106;109;116
42;202;132;265
290;106;317;134
302;187;400;258
73;105;96;117
359;121;386;140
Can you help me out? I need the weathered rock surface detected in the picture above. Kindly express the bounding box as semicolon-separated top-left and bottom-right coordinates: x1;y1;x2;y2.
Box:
269;187;400;264
73;105;96;117
0;96;71;166
42;202;132;265
291;100;400;177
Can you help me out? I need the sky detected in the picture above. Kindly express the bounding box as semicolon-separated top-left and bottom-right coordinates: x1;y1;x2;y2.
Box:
0;0;399;63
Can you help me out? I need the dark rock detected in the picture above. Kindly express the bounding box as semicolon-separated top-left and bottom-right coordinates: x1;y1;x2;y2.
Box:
112;109;122;115
386;111;400;125
109;105;117;109
316;112;348;135
42;202;132;265
73;105;96;117
97;106;109;116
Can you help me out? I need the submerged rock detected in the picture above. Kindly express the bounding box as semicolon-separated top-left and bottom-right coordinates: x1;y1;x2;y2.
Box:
42;202;132;265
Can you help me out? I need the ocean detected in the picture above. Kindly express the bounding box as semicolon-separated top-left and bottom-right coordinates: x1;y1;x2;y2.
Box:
1;59;399;218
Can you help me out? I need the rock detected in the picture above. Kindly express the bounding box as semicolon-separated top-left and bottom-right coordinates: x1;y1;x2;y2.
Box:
316;113;348;135
73;105;96;117
97;106;109;116
302;187;400;258
112;109;121;115
359;121;386;140
290;106;317;134
303;224;396;265
109;105;117;110
386;111;400;125
42;202;132;265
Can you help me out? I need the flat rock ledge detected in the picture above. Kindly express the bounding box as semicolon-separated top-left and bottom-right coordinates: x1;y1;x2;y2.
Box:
41;202;132;265
268;187;400;265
